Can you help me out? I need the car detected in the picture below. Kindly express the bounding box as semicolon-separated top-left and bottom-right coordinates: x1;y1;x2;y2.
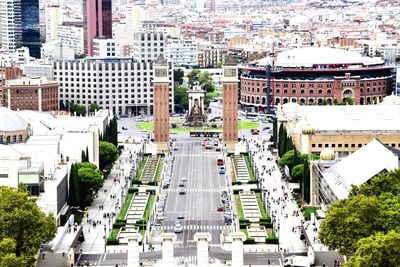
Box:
219;167;225;174
179;189;186;195
154;221;162;226
173;146;178;151
181;177;187;182
205;143;212;149
216;146;222;152
178;213;184;219
250;129;260;135
262;126;271;131
179;182;185;187
157;214;164;221
174;220;183;233
122;126;128;130
217;205;225;212
214;140;219;146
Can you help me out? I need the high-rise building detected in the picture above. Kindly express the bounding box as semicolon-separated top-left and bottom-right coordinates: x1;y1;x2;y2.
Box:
21;0;41;58
0;0;22;53
83;0;113;56
132;30;165;62
45;4;62;42
0;0;40;58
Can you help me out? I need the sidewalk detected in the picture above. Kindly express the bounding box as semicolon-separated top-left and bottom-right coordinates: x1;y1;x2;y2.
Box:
75;144;143;253
247;138;306;253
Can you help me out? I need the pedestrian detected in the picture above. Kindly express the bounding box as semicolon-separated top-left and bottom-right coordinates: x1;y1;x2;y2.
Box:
62;250;65;257
42;252;45;259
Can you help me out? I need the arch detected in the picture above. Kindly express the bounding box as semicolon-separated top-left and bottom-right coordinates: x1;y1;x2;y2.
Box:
372;96;377;104
299;98;306;105
291;98;297;103
366;97;371;104
251;96;255;104
256;96;260;104
326;98;332;105
308;98;315;105
275;98;281;105
360;97;365;105
283;98;289;104
317;98;323;105
262;97;266;105
247;96;250;103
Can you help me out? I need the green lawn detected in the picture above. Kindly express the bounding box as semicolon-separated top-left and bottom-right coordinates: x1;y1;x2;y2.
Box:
117;193;134;221
136;121;259;132
255;193;269;219
244;154;257;182
134;156;148;181
143;195;155;222
302;206;318;221
154;157;164;183
110;228;119;239
235;195;245;220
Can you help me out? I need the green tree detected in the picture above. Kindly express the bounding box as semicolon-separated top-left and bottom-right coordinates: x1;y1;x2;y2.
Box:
77;167;103;192
187;69;201;88
0;186;57;265
69;103;86;116
99;141;118;170
302;158;311;203
89;102;100;113
68;163;80;207
291;164;304;182
174;84;189;112
319;195;383;256
174;68;184;85
77;162;97;170
198;71;215;93
345;231;400;267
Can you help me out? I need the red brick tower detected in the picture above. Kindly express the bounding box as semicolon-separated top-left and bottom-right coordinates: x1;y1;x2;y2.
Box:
222;55;239;152
153;54;170;153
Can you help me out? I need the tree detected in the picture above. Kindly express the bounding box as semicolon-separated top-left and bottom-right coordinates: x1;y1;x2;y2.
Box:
318;195;383;256
174;84;189;112
77;167;103;192
77;162;97;170
291;164;304;182
198;71;215;93
187;69;201;88
68;163;80;207
99;141;118;170
345;231;400;267
174;68;184;86
302;158;311;203
0;186;57;265
69;103;86;116
89;102;100;113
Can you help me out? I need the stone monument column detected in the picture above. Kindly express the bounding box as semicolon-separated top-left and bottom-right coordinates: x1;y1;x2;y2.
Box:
222;54;239;153
127;233;143;267
230;232;246;267
153;54;170;153
194;232;212;267
161;233;177;267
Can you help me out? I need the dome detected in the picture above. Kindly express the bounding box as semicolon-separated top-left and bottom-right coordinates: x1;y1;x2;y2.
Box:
302;124;315;134
0;107;29;132
320;148;335;161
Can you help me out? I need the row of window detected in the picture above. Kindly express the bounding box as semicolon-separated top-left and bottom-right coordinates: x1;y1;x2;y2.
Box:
311;142;400;149
0;135;23;144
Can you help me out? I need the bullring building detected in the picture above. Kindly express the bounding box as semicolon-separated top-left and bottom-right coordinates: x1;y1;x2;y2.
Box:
239;47;396;112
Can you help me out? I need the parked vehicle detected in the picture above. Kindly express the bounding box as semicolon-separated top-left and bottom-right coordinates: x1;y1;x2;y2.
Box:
219;167;225;174
174;220;183;233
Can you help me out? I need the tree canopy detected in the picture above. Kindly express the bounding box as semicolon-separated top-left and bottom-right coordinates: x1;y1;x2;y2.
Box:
99;141;118;170
174;68;184;86
89;102;101;113
0;186;57;265
78;167;103;192
174;84;189;113
319;169;400;263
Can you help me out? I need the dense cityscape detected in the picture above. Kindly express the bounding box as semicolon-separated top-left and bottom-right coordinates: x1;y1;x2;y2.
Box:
0;0;400;266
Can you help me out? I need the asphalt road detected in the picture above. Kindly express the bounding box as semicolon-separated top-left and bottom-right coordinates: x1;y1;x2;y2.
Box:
162;137;229;245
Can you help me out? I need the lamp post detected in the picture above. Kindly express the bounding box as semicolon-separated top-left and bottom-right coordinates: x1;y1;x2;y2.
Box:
104;224;107;253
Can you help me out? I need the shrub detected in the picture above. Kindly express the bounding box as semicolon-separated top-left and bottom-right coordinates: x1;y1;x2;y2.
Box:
132;179;142;185
239;219;250;224
146;189;156;195
211;124;217;128
171;123;177;128
265;237;279;244
232;181;242;185
248;180;258;184
233;189;243;195
113;222;125;229
128;188;139;194
115;219;127;224
250;188;261;193
106;238;119;245
260;222;273;228
244;238;255;244
259;217;271;223
147;181;157;186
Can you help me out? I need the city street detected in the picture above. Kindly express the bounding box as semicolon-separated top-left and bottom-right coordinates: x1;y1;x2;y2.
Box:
161;138;230;245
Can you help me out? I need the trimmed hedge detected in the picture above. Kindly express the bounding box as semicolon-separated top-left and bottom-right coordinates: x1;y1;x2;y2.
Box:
115;219;127;224
113;222;126;229
233;189;243;195
106;238;119;245
244;238;255;244
239;219;250;224
250;188;261;193
147;181;157;186
265;237;279;244
232;181;242;185
248;180;259;184
128;188;139;193
146;189;156;195
132;179;142;185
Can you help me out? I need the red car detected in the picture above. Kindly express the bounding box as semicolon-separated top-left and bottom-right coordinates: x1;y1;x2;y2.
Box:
217;205;225;212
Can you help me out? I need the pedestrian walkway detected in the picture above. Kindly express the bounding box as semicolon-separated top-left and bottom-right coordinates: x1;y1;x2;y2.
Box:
167;188;226;192
247;138;307;253
36;252;66;267
153;225;231;231
74;144;143;253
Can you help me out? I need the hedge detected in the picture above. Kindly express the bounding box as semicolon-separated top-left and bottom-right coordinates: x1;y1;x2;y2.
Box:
106;238;119;245
250;188;261;193
128;188;139;193
113;222;126;229
131;179;142;185
233;189;243;195
232;181;242;185
248;180;259;184
244;238;255;244
146;189;156;195
147;181;158;186
265;237;279;244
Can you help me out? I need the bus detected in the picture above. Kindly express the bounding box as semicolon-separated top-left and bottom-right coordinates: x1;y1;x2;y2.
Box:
217;155;224;166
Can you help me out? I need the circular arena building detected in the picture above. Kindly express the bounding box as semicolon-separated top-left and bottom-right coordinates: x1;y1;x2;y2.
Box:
239;47;396;112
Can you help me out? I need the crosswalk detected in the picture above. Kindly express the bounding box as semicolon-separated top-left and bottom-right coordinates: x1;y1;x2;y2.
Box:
175;153;220;157
167;188;225;192
153;225;232;231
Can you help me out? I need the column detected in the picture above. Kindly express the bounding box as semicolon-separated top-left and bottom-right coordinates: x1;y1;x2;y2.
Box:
127;233;142;267
161;233;176;267
230;232;246;267
194;233;211;267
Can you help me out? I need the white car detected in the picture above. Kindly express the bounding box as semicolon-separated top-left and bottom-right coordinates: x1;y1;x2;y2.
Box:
174;220;183;233
181;177;187;182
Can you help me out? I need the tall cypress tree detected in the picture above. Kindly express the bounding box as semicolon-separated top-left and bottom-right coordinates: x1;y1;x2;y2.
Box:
68;163;80;207
278;123;284;156
85;146;89;162
302;159;310;203
81;150;86;162
292;149;298;169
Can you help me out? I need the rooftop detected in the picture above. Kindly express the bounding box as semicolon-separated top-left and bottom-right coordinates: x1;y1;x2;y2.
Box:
0;107;29;132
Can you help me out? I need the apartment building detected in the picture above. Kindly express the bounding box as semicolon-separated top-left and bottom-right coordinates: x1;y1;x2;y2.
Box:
165;39;197;67
132;30;165;62
93;38;118;57
54;58;174;115
56;23;85;56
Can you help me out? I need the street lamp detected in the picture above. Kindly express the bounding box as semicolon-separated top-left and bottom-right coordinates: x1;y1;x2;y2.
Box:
103;224;107;253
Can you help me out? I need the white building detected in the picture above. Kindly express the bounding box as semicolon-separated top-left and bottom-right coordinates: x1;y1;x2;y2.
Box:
42;40;75;60
132;30;165;62
54;57;174;115
165;39;197;67
56;23;85;56
0;0;21;53
0;47;32;66
23;63;54;80
93;38;118;58
0;107;110;218
45;4;63;42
